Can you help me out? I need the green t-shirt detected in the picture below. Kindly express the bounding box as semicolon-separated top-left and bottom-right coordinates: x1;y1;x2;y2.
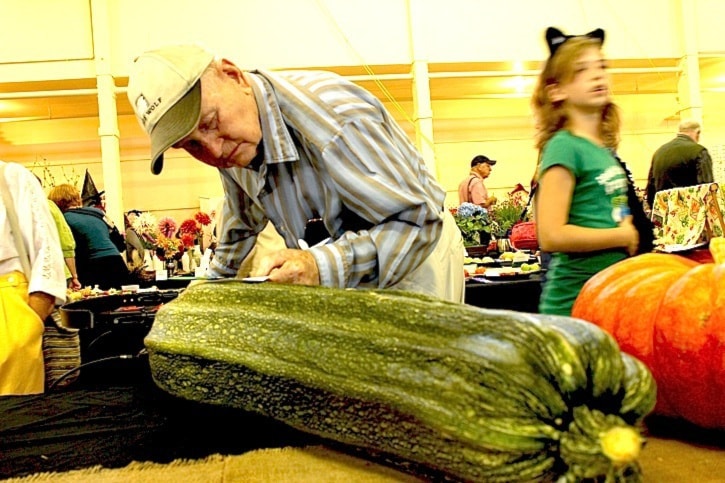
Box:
538;130;629;315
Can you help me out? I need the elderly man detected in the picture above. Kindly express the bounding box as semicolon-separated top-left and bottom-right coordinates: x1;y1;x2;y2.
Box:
458;154;498;208
127;45;464;301
645;120;714;207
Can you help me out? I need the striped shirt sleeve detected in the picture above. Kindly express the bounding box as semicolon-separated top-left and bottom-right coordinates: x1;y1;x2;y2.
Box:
208;70;446;289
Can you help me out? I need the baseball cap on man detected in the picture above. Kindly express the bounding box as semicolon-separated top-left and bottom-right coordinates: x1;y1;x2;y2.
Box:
127;45;214;175
471;155;497;167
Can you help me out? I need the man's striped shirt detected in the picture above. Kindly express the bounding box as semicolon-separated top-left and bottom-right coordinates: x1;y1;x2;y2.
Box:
209;69;445;289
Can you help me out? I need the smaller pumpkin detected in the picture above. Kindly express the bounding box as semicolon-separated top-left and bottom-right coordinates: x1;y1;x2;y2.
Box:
572;247;725;429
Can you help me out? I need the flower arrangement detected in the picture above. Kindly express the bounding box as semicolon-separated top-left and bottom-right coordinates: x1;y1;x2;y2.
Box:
487;185;532;238
154;234;184;261
488;198;525;238
131;210;213;262
178;211;212;247
451;202;498;247
131;212;161;250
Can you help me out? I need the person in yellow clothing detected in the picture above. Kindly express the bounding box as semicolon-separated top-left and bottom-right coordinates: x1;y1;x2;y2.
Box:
1;161;67;395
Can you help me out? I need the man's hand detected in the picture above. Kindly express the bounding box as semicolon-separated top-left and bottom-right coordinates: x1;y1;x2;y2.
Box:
253;248;321;285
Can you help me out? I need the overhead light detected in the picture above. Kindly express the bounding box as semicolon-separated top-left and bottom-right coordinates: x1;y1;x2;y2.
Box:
0;116;48;123
503;75;534;94
0;100;27;114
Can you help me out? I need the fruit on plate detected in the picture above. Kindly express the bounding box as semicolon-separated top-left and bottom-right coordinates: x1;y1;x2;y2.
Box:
499;252;516;261
474;266;486;275
572;247;725;429
513;252;530;262
464;256;495;264
498;267;517;276
147;281;655;482
520;263;541;272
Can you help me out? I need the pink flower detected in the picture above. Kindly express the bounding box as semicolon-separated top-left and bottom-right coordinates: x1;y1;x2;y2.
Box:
158;217;178;238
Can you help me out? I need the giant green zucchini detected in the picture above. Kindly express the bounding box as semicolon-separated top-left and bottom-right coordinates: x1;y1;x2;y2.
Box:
145;280;656;482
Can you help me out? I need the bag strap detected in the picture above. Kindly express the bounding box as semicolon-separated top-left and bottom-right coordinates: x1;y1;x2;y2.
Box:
518;151;543;223
466;176;476;203
518;182;537;222
0;163;33;277
610;150;655;254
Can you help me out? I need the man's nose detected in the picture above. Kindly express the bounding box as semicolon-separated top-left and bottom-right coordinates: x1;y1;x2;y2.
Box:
198;132;224;159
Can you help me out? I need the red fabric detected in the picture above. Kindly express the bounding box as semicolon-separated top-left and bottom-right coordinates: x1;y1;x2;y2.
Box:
510;221;538;251
682;248;713;264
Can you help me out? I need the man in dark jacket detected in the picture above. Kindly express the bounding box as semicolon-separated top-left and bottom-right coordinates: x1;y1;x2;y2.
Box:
646;120;714;207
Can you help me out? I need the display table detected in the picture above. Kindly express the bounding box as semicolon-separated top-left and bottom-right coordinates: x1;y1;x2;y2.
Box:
143;276;544;313
1;378;722;481
464;274;542;313
3;277;723;481
0;378;321;479
141;275;197;291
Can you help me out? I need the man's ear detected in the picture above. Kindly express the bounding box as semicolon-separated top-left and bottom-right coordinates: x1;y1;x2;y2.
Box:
219;58;245;84
546;83;566;103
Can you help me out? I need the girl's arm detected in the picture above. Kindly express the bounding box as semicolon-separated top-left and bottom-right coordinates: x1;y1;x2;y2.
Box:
536;166;638;254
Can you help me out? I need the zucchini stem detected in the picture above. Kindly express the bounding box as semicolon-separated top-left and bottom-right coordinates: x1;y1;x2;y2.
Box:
600;426;643;465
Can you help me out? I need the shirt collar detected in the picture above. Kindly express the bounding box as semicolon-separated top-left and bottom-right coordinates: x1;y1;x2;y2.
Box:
247;71;299;166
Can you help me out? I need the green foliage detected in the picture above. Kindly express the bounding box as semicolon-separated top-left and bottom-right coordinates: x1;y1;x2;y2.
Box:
489;199;525;237
451;202;498;246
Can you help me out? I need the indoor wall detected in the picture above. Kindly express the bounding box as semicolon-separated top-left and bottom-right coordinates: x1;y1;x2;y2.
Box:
1;0;725;223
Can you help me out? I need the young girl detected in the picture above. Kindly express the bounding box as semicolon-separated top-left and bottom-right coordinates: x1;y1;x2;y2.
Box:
532;27;639;316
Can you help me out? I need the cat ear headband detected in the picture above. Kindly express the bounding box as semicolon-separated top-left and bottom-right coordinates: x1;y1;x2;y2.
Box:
546;27;605;57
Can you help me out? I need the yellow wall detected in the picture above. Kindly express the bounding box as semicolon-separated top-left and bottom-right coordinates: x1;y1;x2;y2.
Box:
2;0;725;220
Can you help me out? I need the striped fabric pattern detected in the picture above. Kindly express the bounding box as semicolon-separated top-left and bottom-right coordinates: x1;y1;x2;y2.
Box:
43;310;80;389
210;69;445;289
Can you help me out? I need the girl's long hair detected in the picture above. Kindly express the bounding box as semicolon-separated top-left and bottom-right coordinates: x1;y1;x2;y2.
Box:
531;36;621;152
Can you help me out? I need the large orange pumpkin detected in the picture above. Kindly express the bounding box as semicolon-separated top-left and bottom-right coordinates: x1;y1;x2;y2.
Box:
572;250;725;429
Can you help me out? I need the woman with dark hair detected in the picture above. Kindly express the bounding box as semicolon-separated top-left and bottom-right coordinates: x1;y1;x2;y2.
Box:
48;184;130;290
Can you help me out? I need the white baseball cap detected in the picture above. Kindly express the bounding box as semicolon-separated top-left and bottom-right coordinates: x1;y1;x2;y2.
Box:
127;45;214;175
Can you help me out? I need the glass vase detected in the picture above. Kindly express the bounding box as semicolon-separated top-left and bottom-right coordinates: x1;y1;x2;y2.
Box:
166;260;176;278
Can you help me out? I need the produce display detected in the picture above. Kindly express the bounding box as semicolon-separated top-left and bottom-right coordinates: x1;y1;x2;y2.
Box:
465;254;542;278
520;262;541;272
573;247;725;430
146;280;656;482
